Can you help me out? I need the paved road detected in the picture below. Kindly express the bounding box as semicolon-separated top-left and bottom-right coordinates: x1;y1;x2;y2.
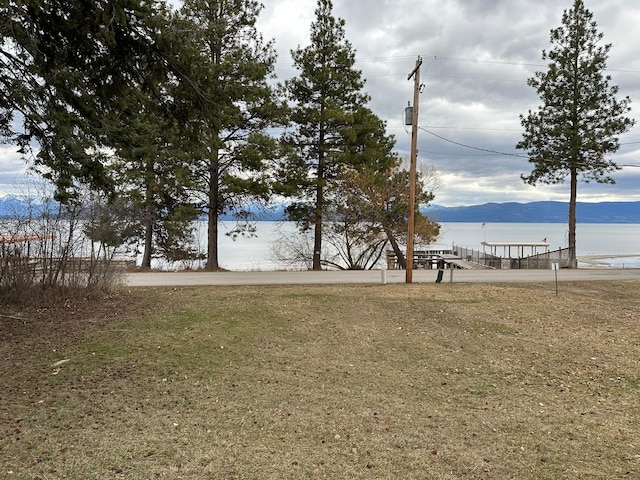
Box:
125;267;640;287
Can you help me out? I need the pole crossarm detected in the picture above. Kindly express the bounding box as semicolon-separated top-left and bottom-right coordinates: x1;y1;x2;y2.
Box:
407;57;423;80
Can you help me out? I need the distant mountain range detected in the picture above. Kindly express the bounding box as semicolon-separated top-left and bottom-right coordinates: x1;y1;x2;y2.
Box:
242;201;640;223
423;201;640;223
0;195;40;218
1;195;638;224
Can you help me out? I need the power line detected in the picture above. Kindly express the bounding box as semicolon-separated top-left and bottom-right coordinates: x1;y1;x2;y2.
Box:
419;127;640;168
419;55;546;68
398;124;640;138
358;54;640;75
424;125;521;132
419;127;528;158
423;150;490;157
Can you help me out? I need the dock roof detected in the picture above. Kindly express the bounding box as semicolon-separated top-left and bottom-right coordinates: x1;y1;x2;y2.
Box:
481;241;550;259
481;241;549;247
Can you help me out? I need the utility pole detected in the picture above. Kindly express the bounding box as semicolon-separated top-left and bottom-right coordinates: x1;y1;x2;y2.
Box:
406;55;422;284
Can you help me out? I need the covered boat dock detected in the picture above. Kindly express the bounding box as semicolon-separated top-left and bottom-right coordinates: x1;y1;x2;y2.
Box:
481;241;554;269
481;241;549;258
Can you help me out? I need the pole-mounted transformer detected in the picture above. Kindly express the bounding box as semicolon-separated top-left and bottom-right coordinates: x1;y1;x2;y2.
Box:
405;103;413;126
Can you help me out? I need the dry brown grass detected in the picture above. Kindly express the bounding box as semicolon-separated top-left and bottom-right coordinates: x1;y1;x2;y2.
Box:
1;281;639;479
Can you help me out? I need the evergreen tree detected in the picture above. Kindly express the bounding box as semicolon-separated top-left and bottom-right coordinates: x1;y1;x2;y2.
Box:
0;0;177;201
95;9;201;269
517;0;634;267
279;0;377;270
174;0;285;270
109;103;199;269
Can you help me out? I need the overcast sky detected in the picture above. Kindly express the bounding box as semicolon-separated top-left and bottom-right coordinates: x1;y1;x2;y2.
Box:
257;0;640;206
2;0;639;207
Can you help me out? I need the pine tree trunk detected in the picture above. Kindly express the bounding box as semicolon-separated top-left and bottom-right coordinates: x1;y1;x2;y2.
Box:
313;117;325;271
206;149;220;271
568;168;578;268
313;175;323;271
141;160;154;269
206;207;219;271
141;221;153;269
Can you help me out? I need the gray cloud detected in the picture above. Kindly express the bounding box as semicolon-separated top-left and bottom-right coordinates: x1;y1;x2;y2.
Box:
329;0;640;206
3;0;639;206
0;146;29;196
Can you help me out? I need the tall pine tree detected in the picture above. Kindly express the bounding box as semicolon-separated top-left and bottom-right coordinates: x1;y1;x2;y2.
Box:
108;101;198;269
175;0;285;270
279;0;380;270
517;0;634;267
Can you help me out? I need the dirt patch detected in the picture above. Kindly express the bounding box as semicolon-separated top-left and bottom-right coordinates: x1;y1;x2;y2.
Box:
0;290;152;367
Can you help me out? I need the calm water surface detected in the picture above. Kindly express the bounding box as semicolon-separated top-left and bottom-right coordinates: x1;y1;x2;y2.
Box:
193;222;640;271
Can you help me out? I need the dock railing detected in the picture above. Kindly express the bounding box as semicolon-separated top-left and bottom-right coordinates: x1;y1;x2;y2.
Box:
386;245;573;270
452;244;572;269
516;248;572;269
453;244;500;269
386;248;454;270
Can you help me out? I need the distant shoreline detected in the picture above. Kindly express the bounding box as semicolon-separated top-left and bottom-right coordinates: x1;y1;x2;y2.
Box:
424;201;640;224
578;254;640;267
2;197;640;223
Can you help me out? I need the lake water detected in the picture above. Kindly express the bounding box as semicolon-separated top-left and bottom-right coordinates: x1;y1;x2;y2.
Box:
178;221;640;271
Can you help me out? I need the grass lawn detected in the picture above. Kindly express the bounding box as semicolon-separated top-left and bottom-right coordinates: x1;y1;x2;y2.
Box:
1;281;639;479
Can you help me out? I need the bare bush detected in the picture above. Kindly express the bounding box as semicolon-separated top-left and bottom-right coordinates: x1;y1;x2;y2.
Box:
270;226;316;270
0;182;126;305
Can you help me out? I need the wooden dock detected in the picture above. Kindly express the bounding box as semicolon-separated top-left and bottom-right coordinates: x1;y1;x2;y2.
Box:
387;242;572;270
386;249;478;270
